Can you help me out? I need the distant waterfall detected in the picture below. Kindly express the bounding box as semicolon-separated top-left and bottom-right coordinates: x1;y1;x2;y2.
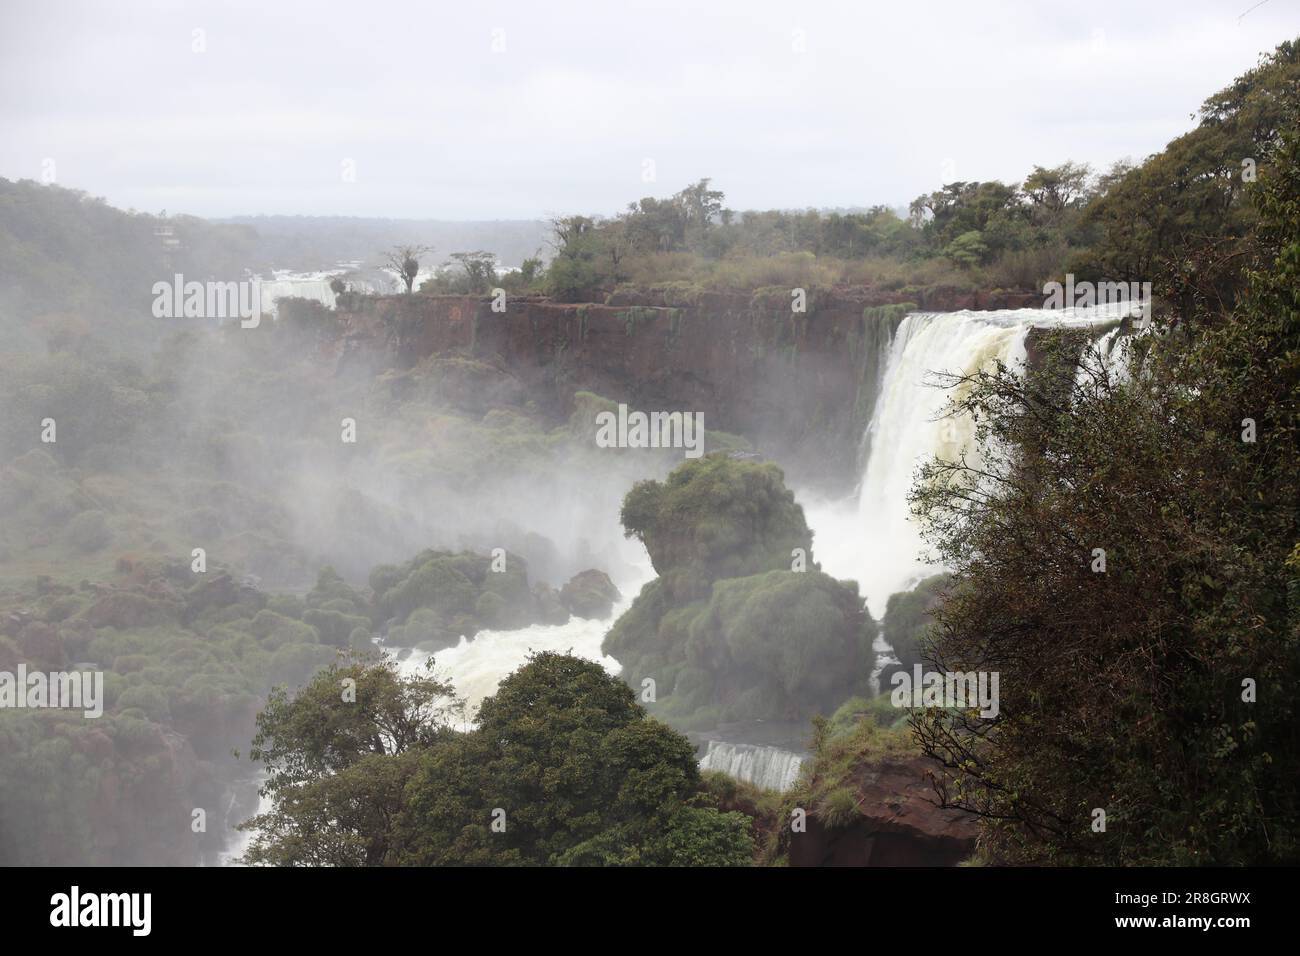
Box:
698;740;805;792
390;567;651;724
258;270;378;314
216;782;270;867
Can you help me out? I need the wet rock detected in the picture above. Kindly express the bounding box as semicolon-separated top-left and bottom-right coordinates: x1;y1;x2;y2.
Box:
559;569;622;619
789;756;978;866
532;584;571;625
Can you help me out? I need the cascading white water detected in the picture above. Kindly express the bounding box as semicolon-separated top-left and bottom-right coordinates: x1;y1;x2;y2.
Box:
852;311;1032;614
219;583;643;864
220;303;1147;859
808;303;1140;619
391;595;639;724
216;784;270;866
698;741;805;792
258;269;378;314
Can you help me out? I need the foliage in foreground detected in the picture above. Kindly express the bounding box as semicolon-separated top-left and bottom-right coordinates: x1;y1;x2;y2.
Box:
241;651;755;866
909;130;1300;865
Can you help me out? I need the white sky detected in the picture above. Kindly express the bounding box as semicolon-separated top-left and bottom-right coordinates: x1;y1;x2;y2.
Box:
1;0;1296;219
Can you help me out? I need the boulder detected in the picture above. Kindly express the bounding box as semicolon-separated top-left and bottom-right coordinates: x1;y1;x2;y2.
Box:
559;569;622;620
531;584;571;625
789;756;978;866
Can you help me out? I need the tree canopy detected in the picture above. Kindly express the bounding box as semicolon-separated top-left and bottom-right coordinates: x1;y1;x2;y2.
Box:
240;651;755;866
907;124;1300;865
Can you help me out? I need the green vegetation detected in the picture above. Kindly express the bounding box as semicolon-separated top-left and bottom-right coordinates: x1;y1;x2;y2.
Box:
1075;40;1300;316
878;573;951;680
907;126;1300;865
718;705;914;866
606;455;874;728
0;559;337;865
558;569;622;620
369;548;561;648
3;37;1298;870
241;651;755;866
0;179;260;354
0;540;581;865
509;40;1300;319
618;454;813;599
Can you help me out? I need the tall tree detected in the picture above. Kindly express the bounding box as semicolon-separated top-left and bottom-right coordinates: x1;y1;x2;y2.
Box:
384;243;431;293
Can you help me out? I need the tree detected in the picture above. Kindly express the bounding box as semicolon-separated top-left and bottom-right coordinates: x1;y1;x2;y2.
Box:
446;251;498;294
1074;39;1300;317
395;652;754;866
240;653;462;865
1022;162;1092;218
383;244;431;293
907;127;1300;865
909;180;1023;256
328;276;346;306
943;230;988;268
545;215;608;301
517;251;543;284
240;651;754;866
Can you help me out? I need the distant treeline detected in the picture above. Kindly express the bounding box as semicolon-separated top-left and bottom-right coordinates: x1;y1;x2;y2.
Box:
3;40;1297;349
535;39;1298;314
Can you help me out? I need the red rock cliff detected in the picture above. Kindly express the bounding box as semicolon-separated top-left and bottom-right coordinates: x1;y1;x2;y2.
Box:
317;286;1041;490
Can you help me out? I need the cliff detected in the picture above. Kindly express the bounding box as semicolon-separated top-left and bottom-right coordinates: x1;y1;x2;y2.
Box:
313;286;1041;491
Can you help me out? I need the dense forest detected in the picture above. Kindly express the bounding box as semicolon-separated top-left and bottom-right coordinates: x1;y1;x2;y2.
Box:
0;37;1296;869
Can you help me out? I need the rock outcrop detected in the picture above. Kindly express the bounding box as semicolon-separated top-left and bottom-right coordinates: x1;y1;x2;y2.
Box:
559;569;621;619
788;756;978;866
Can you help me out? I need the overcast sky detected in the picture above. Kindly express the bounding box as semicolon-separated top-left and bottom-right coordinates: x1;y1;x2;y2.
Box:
1;0;1295;220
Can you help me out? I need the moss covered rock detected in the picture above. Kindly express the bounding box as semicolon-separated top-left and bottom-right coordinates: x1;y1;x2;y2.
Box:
606;456;873;727
560;569;622;619
620;453;813;601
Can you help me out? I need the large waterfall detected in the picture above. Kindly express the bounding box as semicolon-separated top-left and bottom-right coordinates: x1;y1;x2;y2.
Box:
218;303;1142;861
808;303;1138;617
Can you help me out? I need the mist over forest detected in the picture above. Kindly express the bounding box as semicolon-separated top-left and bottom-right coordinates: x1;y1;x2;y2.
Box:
0;6;1296;921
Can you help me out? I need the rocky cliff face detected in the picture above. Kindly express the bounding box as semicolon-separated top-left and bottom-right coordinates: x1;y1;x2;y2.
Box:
788;756;978;866
314;287;1040;491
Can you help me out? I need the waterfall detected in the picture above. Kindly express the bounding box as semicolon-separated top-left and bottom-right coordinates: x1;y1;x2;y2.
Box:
851;311;1030;615
215;783;271;867
698;741;805;792
258;269;378;314
392;612;628;724
390;571;650;723
808;303;1141;618
1075;322;1132;392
